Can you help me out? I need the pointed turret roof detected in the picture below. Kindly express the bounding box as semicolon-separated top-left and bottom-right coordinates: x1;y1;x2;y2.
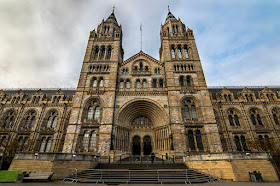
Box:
165;10;177;24
105;11;118;25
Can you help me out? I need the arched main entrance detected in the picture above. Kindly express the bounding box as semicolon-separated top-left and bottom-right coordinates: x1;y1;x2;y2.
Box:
143;136;152;155
132;136;141;155
115;99;169;155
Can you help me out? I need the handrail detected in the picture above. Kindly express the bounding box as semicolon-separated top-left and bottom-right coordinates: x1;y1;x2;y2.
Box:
65;168;220;184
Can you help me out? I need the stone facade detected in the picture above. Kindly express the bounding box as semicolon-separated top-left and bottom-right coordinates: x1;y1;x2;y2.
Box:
1;10;280;173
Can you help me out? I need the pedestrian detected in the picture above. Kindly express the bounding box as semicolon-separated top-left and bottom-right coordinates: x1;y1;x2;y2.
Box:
151;152;155;164
165;153;168;161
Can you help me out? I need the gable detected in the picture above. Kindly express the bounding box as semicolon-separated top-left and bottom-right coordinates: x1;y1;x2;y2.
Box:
121;50;163;67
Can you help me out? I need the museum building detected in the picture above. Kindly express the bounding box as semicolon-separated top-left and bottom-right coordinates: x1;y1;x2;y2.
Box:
0;10;280;181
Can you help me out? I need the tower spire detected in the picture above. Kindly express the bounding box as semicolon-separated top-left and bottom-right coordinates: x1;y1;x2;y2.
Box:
168;5;170;12
113;5;115;13
140;22;142;51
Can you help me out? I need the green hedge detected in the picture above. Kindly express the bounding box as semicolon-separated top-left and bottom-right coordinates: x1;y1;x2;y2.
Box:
0;170;22;182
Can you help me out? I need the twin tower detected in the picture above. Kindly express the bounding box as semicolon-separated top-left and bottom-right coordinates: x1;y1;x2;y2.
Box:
62;9;223;157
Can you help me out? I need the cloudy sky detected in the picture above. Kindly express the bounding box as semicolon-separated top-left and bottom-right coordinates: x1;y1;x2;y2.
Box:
0;0;280;88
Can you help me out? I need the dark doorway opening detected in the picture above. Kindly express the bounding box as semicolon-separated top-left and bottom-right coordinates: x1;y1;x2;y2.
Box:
143;136;152;155
132;136;141;155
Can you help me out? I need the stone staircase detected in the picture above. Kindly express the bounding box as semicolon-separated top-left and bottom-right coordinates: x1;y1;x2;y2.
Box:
64;161;217;184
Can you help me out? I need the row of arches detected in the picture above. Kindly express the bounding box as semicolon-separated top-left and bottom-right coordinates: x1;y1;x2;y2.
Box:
91;77;104;88
89;65;110;73
91;45;112;60
118;78;165;89
174;64;194;72
171;45;189;59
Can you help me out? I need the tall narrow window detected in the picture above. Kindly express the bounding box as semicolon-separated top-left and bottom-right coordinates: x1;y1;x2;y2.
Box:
89;131;97;151
184;105;190;119
92;78;97;87
241;135;248;151
30;116;36;128
191;105;197;118
224;95;228;102
178;47;182;58
250;114;257;125
52;117;57;128
188;130;196;150
87;106;93;120
136;80;141;88
82;131;89;150
184;47;189;58
159;79;164;88
234;136;242;151
45;137;52;152
120;80;124;89
139;62;143;71
107;47;111;59
171;47;175;59
94;47;99;59
24;116;30;128
179;76;184;86
257;114;263;125
228;115;234;126
47;116;52;128
100;47;105;59
94;107;100;120
39;137;47;152
99;78;104;87
152;79;157;88
196;130;204;150
126;80;131;89
186;76;191;86
234;115;240;126
143;79;147;88
228;95;232;102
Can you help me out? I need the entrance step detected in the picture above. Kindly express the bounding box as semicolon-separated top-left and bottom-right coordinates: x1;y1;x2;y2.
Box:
95;163;188;170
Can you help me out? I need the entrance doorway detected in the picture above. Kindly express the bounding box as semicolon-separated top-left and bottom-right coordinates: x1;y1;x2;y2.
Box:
132;136;141;155
143;136;152;155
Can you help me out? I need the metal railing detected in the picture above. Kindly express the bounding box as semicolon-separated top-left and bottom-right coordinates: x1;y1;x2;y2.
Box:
63;168;221;183
112;154;177;164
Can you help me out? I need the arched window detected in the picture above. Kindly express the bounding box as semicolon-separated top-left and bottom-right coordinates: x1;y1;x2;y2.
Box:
106;47;112;59
94;47;99;59
87;106;93;119
94;107;100;120
224;95;228;102
183;99;197;120
228;115;234;126
188;130;196;150
46;112;58;128
92;78;97;87
89;131;97;151
179;76;184;86
126;80;130;89
99;78;104;87
2;111;16;128
178;46;182;58
241;135;248;151
245;94;249;102
136;80;141;88
250;94;254;102
45;137;52;152
195;130;204;150
184;105;190;119
23;111;36;129
184;46;189;58
82;131;90;150
139;62;143;71
228;95;232;102
39;137;47;152
142;79;147;88
171;46;175;58
234;136;242;151
227;109;241;126
250;109;263;126
120;80;124;89
100;47;105;59
272;108;280;125
186;76;191;86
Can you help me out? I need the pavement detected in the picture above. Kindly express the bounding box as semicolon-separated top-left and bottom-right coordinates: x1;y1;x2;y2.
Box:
1;181;280;186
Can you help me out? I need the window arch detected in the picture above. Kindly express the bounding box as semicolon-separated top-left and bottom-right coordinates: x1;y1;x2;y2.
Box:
184;46;189;58
186;76;192;86
100;47;105;59
177;46;182;58
249;108;264;126
171;46;175;59
234;136;242;151
195;130;204;150
119;79;124;89
92;77;97;87
39;137;52;152
159;79;164;88
84;99;101;121
23;111;36;129
89;131;97;151
46;111;58;128
179;76;184;86
126;79;131;89
272;107;280;125
227;109;241;126
82;131;90;150
136;79;141;88
99;77;104;87
93;47;99;59
2;110;16;128
188;130;196;150
106;47;112;59
142;79;147;88
183;99;197;120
